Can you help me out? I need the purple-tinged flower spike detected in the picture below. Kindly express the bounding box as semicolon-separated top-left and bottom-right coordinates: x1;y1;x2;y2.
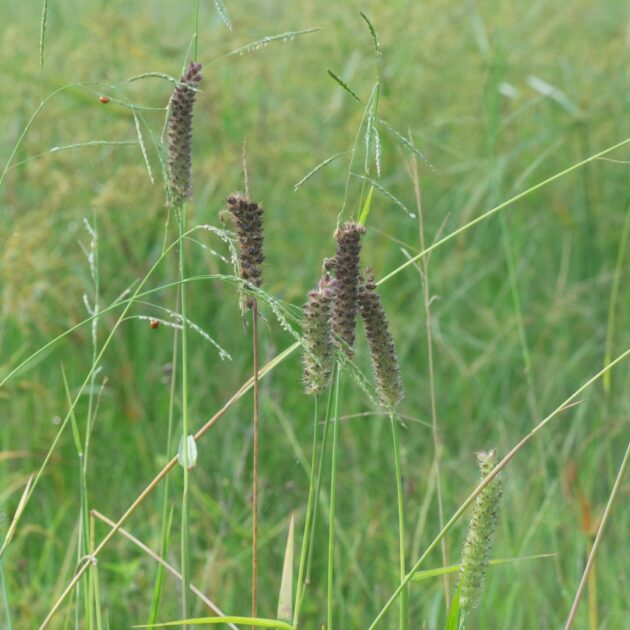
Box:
457;449;503;614
167;62;202;206
331;221;365;355
358;268;404;408
302;274;335;395
226;192;264;308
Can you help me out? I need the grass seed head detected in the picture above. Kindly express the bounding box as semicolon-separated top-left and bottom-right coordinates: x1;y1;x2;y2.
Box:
167;62;202;206
331;221;365;355
302;274;335;395
226;192;264;309
457;449;503;614
358;268;403;408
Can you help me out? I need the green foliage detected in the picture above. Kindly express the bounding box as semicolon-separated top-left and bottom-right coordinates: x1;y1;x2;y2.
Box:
0;1;629;628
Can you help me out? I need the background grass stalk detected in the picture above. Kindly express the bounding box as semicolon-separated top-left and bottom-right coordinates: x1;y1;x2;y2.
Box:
327;362;341;630
603;204;630;394
390;413;408;630
177;204;192;627
564;439;630;630
408;143;449;603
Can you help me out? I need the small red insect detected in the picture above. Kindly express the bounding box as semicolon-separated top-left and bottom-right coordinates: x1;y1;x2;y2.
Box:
149;319;160;329
99;96;110;104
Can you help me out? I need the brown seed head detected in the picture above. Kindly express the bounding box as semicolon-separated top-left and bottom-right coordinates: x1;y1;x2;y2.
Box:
302;274;335;395
358;268;403;408
167;62;202;206
331;221;365;355
226;192;264;308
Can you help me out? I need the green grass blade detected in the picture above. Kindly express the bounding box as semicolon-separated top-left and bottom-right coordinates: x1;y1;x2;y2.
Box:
277;514;294;622
358;184;375;226
133;617;294;629
411;554;557;582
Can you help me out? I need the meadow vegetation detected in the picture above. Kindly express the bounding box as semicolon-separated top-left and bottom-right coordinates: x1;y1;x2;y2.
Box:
1;1;629;628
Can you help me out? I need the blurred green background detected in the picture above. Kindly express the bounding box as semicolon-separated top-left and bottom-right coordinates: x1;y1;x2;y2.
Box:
1;0;629;627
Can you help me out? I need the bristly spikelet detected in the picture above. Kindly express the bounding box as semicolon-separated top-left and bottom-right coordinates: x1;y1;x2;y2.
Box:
331;221;365;355
167;62;202;206
226;192;264;309
457;449;503;614
302;274;335;395
358;268;404;408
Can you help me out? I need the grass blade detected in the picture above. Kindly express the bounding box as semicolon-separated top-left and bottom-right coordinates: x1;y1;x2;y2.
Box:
411;554;558;582
0;475;34;560
133;617;294;629
293;151;349;191
277;514;295;622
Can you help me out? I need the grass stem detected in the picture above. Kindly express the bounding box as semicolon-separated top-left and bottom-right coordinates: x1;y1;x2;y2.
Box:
305;377;336;585
327;363;342;630
408;142;449;603
178;204;192;627
390;414;408;630
293;395;319;627
251;301;260;625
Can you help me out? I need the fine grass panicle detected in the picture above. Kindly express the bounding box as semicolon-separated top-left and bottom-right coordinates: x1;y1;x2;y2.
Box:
167;61;203;206
358;268;403;409
302;273;335;395
457;449;503;615
330;221;365;355
226;192;265;308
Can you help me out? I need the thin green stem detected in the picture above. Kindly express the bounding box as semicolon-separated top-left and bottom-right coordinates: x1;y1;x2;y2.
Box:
305;376;336;585
148;277;181;626
327;363;342;630
390;414;408;630
251;301;260;626
564;439;630;630
293;395;320;627
178;204;191;627
408;143;449;603
368;346;630;629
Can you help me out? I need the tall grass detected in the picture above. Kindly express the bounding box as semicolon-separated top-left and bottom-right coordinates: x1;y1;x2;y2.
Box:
1;1;629;628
